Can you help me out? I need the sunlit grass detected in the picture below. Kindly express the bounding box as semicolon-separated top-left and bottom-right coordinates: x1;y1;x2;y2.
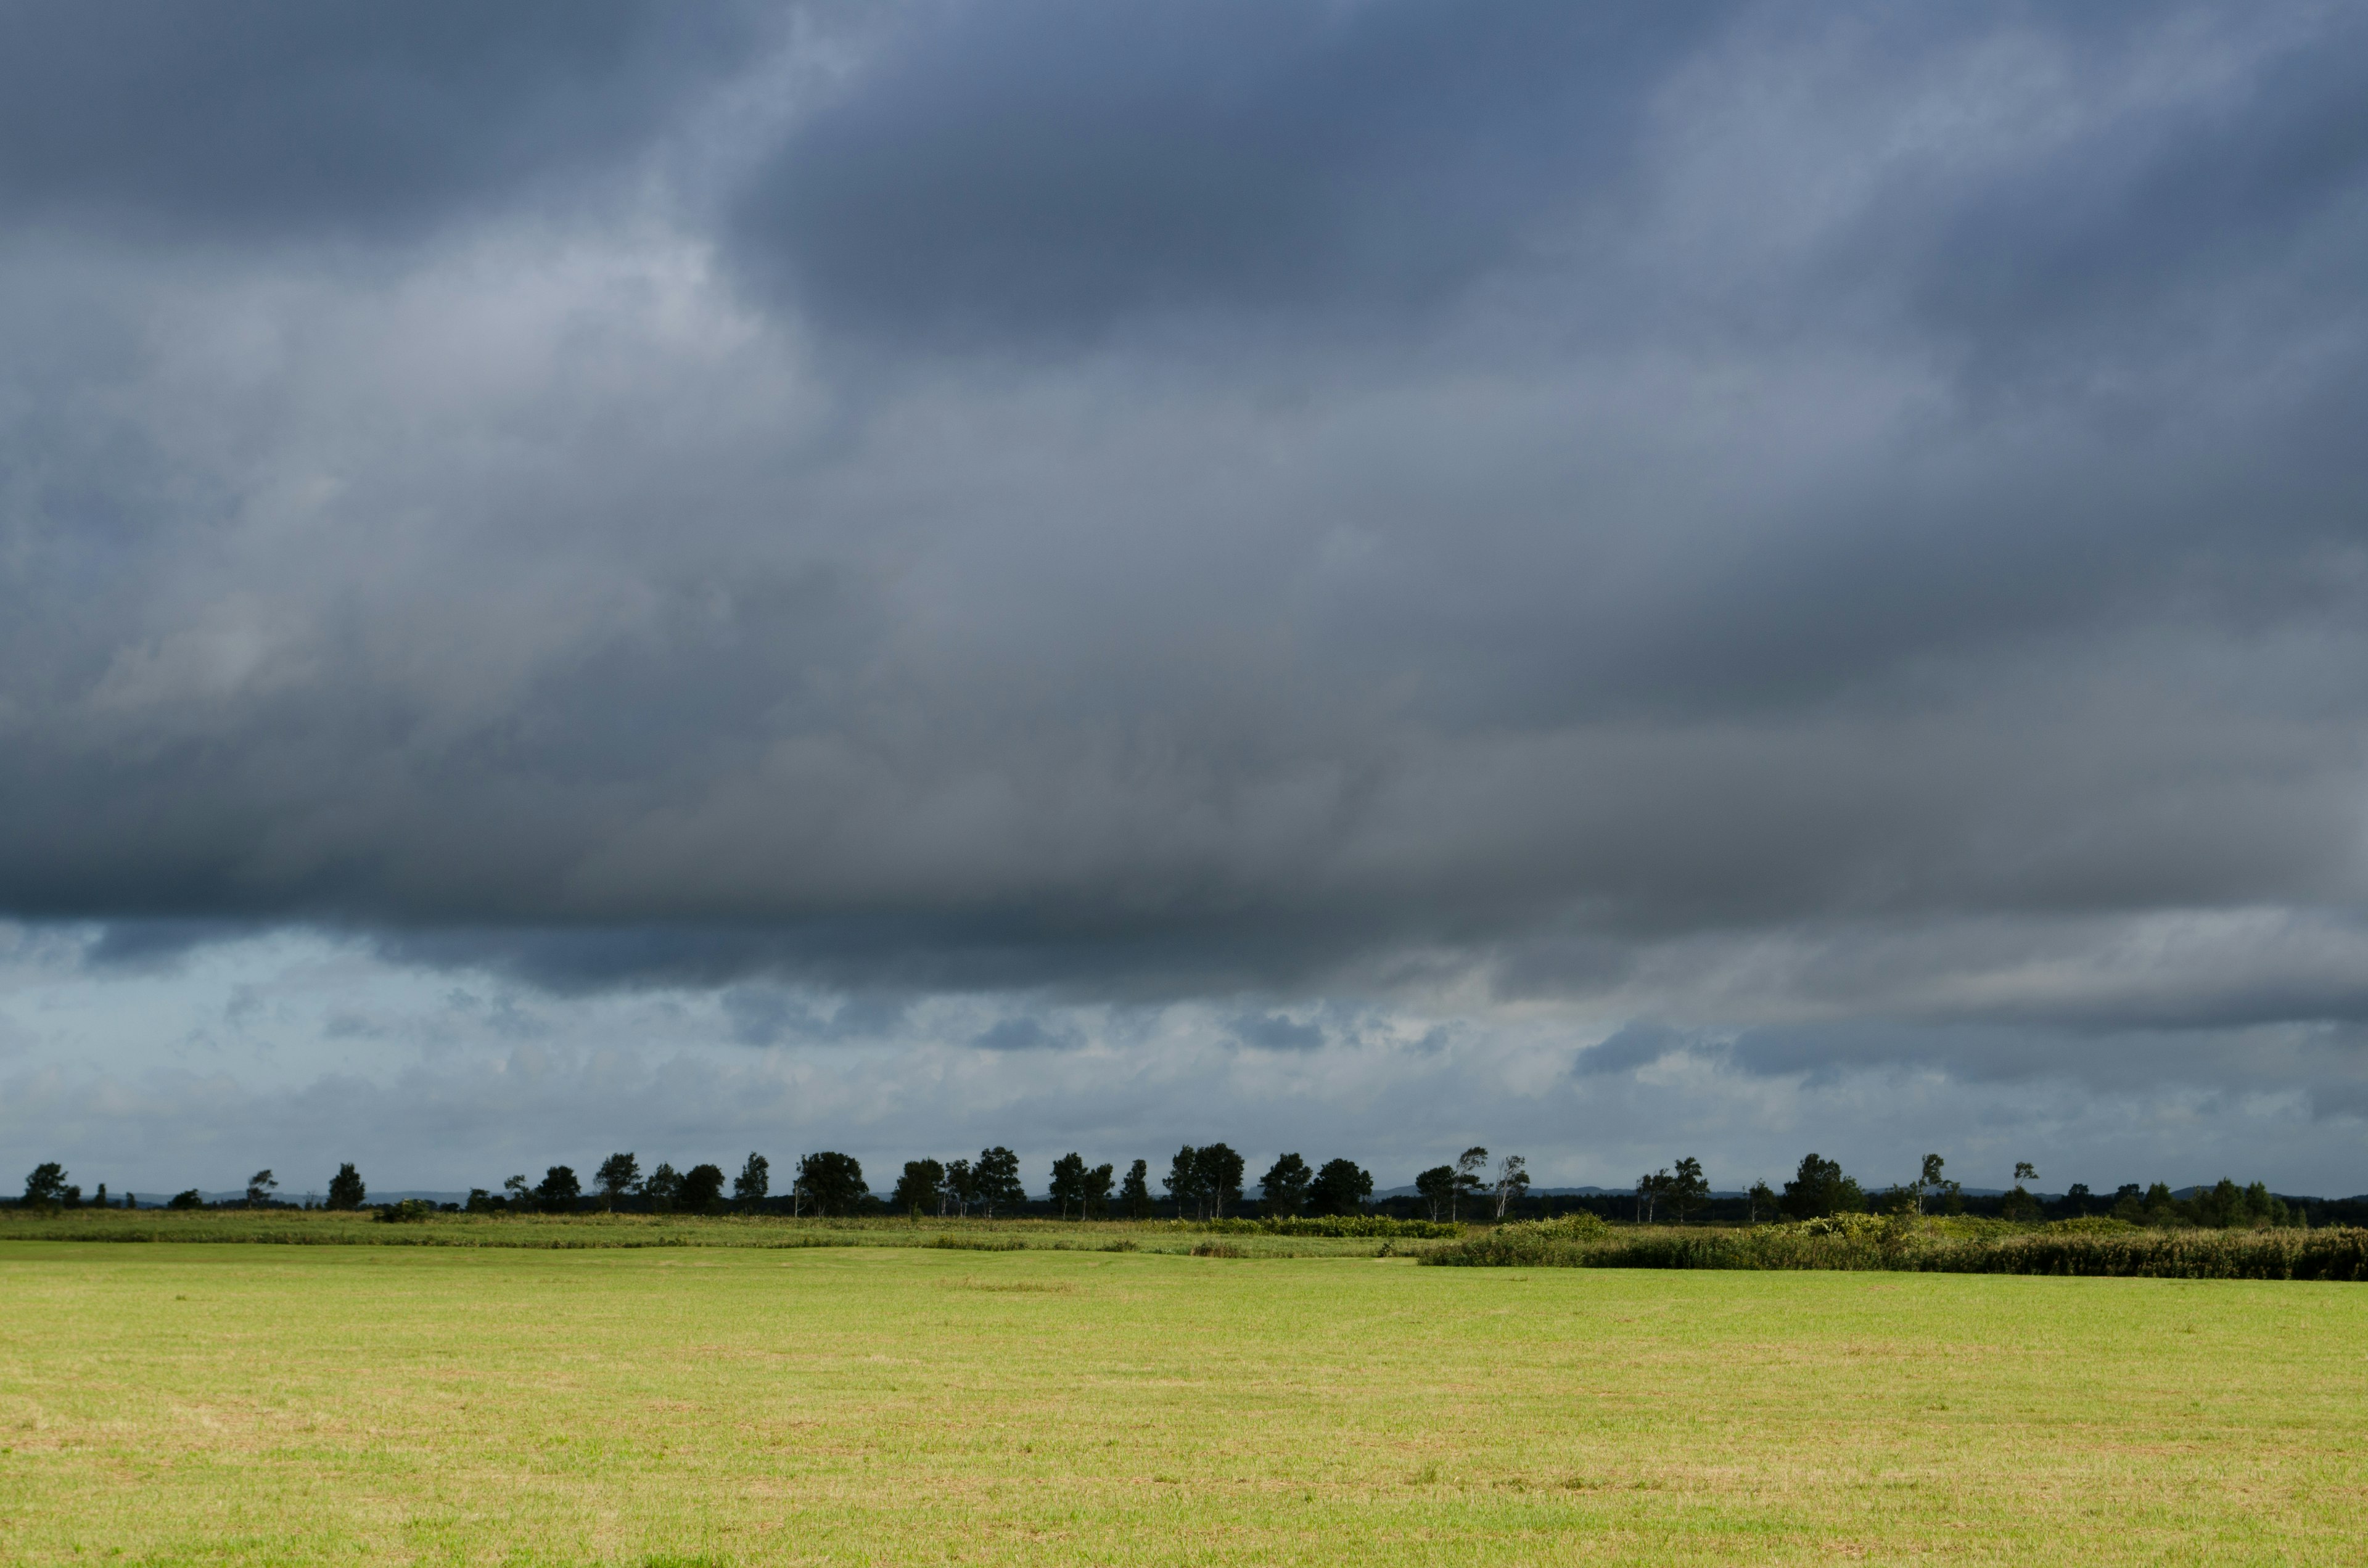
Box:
1;1241;2362;1564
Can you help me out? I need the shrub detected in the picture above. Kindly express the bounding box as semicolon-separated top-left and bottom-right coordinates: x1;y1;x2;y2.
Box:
166;1189;205;1210
928;1234;1026;1251
375;1199;438;1224
1422;1213;1611;1266
1191;1241;1246;1257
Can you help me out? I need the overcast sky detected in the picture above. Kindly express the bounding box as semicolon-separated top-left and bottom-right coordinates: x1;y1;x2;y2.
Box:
6;0;2367;1198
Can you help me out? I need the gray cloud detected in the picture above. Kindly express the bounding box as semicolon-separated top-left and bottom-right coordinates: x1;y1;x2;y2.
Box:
1;0;2367;1171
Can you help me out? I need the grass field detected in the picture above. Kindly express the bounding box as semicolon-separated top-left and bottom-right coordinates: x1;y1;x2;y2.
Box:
2;1242;2363;1566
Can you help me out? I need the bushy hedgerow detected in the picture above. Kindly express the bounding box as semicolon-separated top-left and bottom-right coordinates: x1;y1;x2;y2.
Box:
1418;1213;1610;1266
1423;1215;2368;1280
374;1199;438;1224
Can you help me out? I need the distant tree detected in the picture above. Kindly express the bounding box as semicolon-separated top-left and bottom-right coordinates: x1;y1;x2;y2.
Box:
679;1163;728;1212
1048;1152;1090;1219
1164;1146;1203;1220
326;1164;367;1211
894;1159;945;1216
535;1165;582;1211
503;1174;533;1209
245;1170;278;1208
1308;1158;1373;1217
639;1163;681;1211
1195;1144;1245;1220
1778;1153;1860;1220
1912;1154;1947;1216
1119;1159;1154;1219
1258;1153;1314;1218
1083;1162;1114;1218
22;1162;67;1209
1746;1180;1777;1224
734;1152;770;1209
1635;1168;1669;1223
2063;1182;2093;1217
594;1153;641;1209
168;1189;204;1210
944;1158;978;1217
1491;1155;1532;1221
466;1188;496;1213
2110;1183;2145;1222
1666;1157;1709;1224
793;1152;864;1216
974;1147;1025;1217
1414;1165;1457;1222
93;1184;107;1209
2002;1162;2041;1221
1452;1147;1489;1221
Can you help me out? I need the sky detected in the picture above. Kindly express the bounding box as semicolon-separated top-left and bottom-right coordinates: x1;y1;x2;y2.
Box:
4;0;2368;1199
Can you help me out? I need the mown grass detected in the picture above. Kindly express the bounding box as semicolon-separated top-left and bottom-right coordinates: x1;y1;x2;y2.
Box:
2;1241;2364;1564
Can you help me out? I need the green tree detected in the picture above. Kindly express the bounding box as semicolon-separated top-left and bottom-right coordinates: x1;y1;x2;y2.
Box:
1666;1156;1708;1224
1258;1153;1313;1218
1452;1147;1489;1221
1164;1146;1203;1220
245;1170;278;1208
1635;1168;1670;1223
168;1189;204;1210
2063;1181;2092;1217
1119;1159;1154;1219
974;1147;1025;1217
894;1159;945;1216
734;1152;770;1208
1195;1144;1245;1219
1491;1155;1532;1221
944;1158;977;1217
1083;1162;1114;1218
1746;1179;1777;1224
678;1163;727;1211
1414;1165;1457;1222
503;1173;533;1209
1048;1152;1090;1219
1308;1158;1373;1217
21;1162;67;1209
535;1165;582;1211
794;1152;865;1216
595;1152;640;1209
1778;1153;1860;1220
326;1163;367;1211
2002;1161;2041;1221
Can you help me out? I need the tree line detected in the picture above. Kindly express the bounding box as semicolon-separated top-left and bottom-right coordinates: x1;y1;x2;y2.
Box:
14;1147;2349;1229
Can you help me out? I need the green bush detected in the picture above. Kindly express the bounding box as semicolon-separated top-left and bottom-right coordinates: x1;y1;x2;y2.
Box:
929;1234;1026;1251
374;1199;438;1224
1193;1215;1463;1239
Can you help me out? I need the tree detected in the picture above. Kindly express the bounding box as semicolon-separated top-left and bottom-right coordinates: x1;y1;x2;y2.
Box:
326;1163;367;1211
466;1188;496;1213
22;1162;67;1208
1195;1144;1245;1219
1778;1153;1860;1220
168;1189;204;1210
503;1173;533;1209
2002;1161;2041;1221
2063;1181;2092;1217
594;1152;640;1209
1048;1152;1090;1219
894;1159;945;1216
1257;1153;1313;1218
794;1152;865;1216
679;1163;727;1211
1452;1147;1489;1221
245;1170;278;1208
1665;1157;1708;1224
1492;1155;1532;1221
1309;1158;1373;1217
1746;1180;1777;1224
1164;1146;1203;1220
974;1147;1025;1217
1635;1169;1669;1223
535;1165;582;1211
1083;1162;1114;1219
944;1158;978;1217
1414;1165;1457;1222
734;1152;770;1208
1119;1159;1154;1220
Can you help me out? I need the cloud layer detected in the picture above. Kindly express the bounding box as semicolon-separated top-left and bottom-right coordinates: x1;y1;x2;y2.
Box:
3;1;2367;1181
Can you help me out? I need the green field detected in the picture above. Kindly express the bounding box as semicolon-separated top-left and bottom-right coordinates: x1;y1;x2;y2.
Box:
3;1242;2363;1566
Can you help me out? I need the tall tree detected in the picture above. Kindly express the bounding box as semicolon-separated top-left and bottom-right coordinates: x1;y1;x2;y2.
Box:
1414;1165;1456;1222
678;1163;727;1210
535;1165;582;1211
944;1158;978;1217
1258;1153;1314;1218
1083;1162;1115;1219
1308;1158;1373;1217
1778;1153;1860;1220
794;1152;866;1216
1048;1152;1090;1219
2004;1160;2041;1221
22;1162;67;1208
326;1163;366;1211
894;1159;946;1215
1635;1168;1670;1223
595;1152;640;1209
1164;1146;1202;1220
1452;1147;1489;1221
641;1164;681;1211
1746;1179;1777;1224
975;1147;1026;1217
1119;1159;1154;1220
734;1152;770;1208
1491;1155;1531;1221
1666;1157;1709;1224
1195;1144;1245;1220
245;1170;278;1208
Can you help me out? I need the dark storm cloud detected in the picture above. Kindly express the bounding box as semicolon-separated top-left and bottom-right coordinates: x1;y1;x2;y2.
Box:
2;0;2367;1083
0;0;762;241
